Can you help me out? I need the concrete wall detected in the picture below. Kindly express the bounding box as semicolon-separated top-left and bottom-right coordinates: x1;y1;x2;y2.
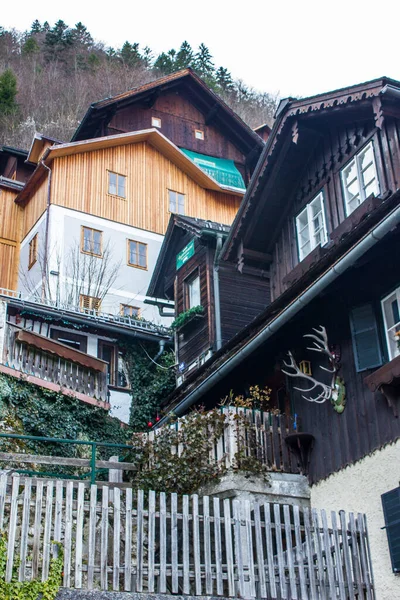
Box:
311;439;400;600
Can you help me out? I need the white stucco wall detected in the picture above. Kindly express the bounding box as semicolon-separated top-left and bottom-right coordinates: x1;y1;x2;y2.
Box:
311;440;400;600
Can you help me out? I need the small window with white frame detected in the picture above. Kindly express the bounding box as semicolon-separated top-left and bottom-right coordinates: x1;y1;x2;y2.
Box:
195;129;204;140
184;271;201;309
341;141;379;216
382;286;400;360
295;191;327;262
152;116;161;128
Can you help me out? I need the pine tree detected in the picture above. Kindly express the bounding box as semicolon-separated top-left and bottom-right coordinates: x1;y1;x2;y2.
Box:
120;42;143;68
153;51;175;74
175;41;194;70
215;66;234;93
70;22;93;47
44;20;72;61
194;43;215;85
30;20;42;34
0;69;18;115
22;37;40;56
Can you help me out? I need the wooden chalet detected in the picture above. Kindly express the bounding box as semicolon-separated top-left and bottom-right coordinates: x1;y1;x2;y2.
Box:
156;77;400;597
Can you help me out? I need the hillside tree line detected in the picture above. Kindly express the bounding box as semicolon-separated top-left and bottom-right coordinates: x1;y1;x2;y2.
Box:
0;20;278;149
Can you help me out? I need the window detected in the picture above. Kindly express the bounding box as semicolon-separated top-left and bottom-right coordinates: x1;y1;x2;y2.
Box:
168;189;185;215
195;129;204;140
79;294;101;313
350;303;383;371
341;141;379;216
50;329;88;353
127;240;147;269
28;233;38;269
81;226;102;257
382;287;400;360
120;304;140;318
152;116;161;128
295;192;327;261
108;171;126;198
184;272;201;309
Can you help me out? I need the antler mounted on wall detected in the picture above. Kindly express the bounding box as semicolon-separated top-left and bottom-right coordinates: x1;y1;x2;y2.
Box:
282;326;346;413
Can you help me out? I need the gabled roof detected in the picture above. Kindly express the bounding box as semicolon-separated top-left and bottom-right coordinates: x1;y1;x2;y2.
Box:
223;76;400;260
71;68;264;158
27;132;63;164
15;129;245;207
147;214;230;299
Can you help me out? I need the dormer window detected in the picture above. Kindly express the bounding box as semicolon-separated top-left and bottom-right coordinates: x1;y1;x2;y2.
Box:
341;141;379;216
296;192;327;261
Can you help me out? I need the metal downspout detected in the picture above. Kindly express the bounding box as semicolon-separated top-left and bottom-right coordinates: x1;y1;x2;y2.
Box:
40;161;52;301
156;202;400;426
213;233;223;351
153;339;166;361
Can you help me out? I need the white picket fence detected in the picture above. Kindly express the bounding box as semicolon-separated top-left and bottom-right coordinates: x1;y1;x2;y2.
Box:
0;474;374;599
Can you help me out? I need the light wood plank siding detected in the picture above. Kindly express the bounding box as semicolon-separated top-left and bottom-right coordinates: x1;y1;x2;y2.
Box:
50;142;240;234
0;188;23;290
20;176;48;239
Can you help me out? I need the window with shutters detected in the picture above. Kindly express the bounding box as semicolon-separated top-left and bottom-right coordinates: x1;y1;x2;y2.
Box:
349;303;383;372
382;287;400;360
381;486;400;573
79;294;101;313
127;240;147;269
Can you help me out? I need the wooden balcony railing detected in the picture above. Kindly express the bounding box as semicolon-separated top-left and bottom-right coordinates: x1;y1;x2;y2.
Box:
1;323;109;405
147;407;300;474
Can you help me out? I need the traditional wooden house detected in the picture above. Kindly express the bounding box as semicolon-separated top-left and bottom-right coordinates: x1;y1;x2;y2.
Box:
156;77;400;598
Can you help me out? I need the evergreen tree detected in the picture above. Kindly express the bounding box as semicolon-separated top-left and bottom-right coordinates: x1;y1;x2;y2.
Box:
215;66;234;93
30;20;42;34
142;46;153;69
22;37;40;56
44;20;72;61
175;41;194;70
120;42;143;68
0;69;18;115
194;43;215;85
42;22;50;32
153;50;175;74
70;22;93;47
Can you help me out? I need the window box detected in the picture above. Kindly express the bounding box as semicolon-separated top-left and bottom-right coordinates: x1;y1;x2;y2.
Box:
171;305;204;331
282;243;328;289
364;355;400;416
330;194;381;244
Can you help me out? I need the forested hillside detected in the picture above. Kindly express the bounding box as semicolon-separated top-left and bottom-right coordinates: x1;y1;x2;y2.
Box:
0;20;278;150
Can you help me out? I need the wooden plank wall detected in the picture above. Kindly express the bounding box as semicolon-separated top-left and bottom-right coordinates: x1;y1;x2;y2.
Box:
50;142;241;235
20;176;48;240
270;116;400;301
0;474;375;598
0;188;22;290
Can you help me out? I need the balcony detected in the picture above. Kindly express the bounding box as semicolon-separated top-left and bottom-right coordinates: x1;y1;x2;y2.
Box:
1;322;110;407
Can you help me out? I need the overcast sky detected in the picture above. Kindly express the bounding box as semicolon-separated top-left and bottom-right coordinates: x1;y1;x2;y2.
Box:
2;1;400;99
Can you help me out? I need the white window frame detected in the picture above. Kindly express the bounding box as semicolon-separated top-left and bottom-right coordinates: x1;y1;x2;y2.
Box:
185;272;201;309
381;286;400;360
341;141;379;217
152;116;161;128
295;191;328;262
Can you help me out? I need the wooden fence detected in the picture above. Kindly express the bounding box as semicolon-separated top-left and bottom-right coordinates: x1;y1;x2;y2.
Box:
0;474;374;599
148;407;300;474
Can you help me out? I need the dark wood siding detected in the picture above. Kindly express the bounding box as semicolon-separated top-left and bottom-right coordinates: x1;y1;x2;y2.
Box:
109;92;246;166
219;264;270;344
270;116;400;301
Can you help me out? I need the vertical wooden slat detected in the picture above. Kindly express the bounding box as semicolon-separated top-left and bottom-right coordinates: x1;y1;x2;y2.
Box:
264;502;277;599
63;481;73;588
182;494;190;595
321;509;336;598
19;478;32;582
6;475;20;583
74;482;85;589
283;504;298;599
361;514;374;600
112;487;121;591
53;480;63;558
203;495;213;595
0;472;8;530
253;501;267;599
223;498;235;598
100;485;109;591
244;499;256;598
124;488;133;592
233;499;245;598
303;507;317;600
274;503;287;599
42;480;54;582
339;510;355;600
87;484;97;590
213;496;223;596
192;494;202;596
32;479;44;580
311;509;327;600
147;490;156;593
136;488;144;592
349;512;363;598
159;491;167;594
292;505;307;600
331;511;347;600
171;492;179;593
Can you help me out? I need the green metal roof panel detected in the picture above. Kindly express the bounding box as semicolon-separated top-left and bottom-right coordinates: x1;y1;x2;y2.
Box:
180;149;246;191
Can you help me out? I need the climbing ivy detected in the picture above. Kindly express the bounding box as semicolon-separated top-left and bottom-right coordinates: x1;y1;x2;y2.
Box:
122;343;175;431
0;533;63;599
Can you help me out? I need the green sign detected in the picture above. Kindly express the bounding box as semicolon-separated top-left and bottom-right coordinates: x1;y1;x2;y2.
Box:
176;239;195;270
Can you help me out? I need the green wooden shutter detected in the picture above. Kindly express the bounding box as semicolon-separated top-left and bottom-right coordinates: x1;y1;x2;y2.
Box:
382;486;400;573
349;303;383;372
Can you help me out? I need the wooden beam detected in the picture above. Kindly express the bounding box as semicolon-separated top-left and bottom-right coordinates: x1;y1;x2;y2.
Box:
0;452;137;471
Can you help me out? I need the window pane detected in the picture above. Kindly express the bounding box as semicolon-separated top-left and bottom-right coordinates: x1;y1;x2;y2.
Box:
343;159;360;212
83;228;91;252
138;243;147;268
382;292;400;360
129;241;137;264
296;208;310;260
109;172;117;195
188;276;200;307
93;231;101;254
169;190;176;212
118;175;126;198
178;193;185;215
